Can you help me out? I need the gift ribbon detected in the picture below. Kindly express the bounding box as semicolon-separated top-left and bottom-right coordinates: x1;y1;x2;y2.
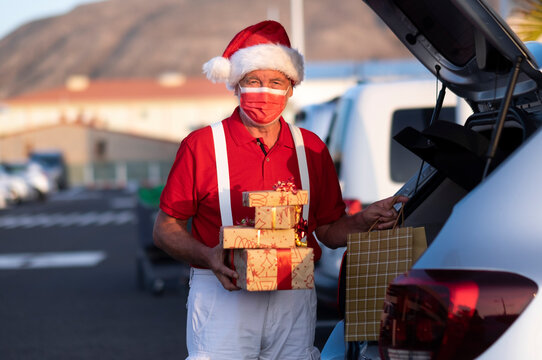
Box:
294;205;308;247
273;177;298;194
277;249;292;290
230;249;292;290
271;207;276;229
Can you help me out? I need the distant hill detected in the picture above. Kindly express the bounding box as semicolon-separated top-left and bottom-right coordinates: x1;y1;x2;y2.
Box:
0;0;500;99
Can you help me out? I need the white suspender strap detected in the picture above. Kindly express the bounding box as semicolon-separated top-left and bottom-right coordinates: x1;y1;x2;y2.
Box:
210;121;233;226
288;123;310;222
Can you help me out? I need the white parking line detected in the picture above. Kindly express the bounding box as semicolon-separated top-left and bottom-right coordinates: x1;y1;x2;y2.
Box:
109;197;137;209
49;188;101;201
0;251;107;269
0;211;135;229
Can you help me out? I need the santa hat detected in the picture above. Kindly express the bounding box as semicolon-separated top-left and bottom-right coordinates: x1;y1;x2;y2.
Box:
203;20;304;89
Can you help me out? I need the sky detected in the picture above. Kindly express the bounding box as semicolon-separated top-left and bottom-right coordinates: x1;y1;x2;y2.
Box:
0;0;104;40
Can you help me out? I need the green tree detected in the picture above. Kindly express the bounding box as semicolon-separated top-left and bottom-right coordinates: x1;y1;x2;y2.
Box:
508;0;542;41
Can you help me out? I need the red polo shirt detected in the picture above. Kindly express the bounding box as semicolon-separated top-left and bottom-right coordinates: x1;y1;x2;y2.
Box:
160;107;346;261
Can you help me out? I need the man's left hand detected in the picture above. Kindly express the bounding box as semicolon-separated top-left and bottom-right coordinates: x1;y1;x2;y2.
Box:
357;195;409;231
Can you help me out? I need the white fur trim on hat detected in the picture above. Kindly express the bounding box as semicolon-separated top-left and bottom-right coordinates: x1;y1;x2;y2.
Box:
203;56;232;84
228;43;304;88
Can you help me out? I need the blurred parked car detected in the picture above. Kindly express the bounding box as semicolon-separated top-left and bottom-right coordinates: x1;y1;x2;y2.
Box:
0;164;37;204
3;162;54;201
0;182;8;209
295;97;339;142
322;0;542;359
29;150;69;190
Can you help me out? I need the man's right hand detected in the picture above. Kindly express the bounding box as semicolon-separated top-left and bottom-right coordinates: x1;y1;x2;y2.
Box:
153;210;240;291
207;245;240;291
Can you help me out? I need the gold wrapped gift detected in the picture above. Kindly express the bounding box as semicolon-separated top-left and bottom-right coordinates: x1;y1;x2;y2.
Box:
220;226;296;249
254;206;298;229
243;190;308;207
232;247;314;291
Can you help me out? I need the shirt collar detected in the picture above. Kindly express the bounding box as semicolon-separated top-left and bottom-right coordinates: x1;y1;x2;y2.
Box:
226;107;295;149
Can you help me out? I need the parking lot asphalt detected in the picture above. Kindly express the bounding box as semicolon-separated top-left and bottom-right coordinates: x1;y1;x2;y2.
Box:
0;188;339;359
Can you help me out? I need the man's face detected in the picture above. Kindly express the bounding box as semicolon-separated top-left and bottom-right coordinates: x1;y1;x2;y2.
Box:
236;69;294;127
238;69;293;97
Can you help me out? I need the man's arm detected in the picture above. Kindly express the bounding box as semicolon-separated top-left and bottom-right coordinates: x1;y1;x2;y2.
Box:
153;210;239;291
315;195;408;249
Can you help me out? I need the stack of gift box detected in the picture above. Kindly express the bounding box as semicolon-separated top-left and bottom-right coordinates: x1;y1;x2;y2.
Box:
220;187;314;291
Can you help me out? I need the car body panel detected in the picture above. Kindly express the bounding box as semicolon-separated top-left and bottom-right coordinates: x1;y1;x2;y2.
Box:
415;128;542;279
474;294;542;359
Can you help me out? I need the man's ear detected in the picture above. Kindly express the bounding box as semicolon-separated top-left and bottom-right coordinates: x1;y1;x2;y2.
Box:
287;85;293;98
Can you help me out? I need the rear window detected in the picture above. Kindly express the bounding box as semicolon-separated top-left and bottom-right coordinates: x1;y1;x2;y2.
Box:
390;107;455;182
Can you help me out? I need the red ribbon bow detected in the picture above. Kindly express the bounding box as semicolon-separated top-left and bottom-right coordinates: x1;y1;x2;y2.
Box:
273;177;298;194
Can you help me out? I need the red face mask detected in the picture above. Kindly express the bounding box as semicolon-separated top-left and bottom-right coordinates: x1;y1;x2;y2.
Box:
239;86;289;125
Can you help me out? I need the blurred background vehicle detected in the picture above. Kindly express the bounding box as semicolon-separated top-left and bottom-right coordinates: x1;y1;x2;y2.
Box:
295;97;339;142
29;150;69;191
2;161;54;201
0;163;36;205
0;180;8;209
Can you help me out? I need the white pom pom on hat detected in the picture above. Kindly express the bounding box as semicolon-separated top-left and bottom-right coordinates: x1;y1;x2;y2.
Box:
202;20;304;89
202;56;231;84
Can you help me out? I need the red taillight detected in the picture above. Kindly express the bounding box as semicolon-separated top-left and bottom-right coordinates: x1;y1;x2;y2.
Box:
343;198;362;215
379;270;537;360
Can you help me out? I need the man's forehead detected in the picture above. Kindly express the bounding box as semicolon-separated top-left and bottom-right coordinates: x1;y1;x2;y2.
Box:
242;70;289;81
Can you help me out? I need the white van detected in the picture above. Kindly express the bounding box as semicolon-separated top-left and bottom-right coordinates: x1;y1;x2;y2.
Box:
294;97;339;142
327;78;470;207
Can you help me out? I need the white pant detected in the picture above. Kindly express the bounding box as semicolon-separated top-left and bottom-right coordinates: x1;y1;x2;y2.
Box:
186;268;320;360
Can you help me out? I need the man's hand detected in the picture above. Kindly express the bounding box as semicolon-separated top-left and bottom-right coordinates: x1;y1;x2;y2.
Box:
316;195;410;249
206;245;240;291
153;210;240;291
357;195;409;230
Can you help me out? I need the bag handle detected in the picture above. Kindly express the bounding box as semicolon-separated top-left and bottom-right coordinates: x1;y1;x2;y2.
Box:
367;196;405;232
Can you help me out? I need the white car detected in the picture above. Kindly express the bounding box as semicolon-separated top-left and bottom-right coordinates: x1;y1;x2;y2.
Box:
3;162;54;201
0;183;8;209
0;164;36;204
322;0;542;359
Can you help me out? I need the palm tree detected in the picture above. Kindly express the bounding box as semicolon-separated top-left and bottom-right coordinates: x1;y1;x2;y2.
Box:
507;0;542;41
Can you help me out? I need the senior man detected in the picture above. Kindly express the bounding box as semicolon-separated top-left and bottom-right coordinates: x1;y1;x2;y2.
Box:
153;20;406;360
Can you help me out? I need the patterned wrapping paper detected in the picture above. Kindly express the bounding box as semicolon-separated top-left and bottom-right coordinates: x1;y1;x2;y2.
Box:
232;247;314;291
220;226;296;249
254;206;298;229
243;190;308;207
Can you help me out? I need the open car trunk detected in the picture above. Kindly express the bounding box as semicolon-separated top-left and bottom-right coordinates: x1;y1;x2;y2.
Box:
360;0;542;245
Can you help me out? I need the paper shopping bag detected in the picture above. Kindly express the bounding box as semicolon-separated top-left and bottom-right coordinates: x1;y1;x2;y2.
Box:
344;225;427;341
